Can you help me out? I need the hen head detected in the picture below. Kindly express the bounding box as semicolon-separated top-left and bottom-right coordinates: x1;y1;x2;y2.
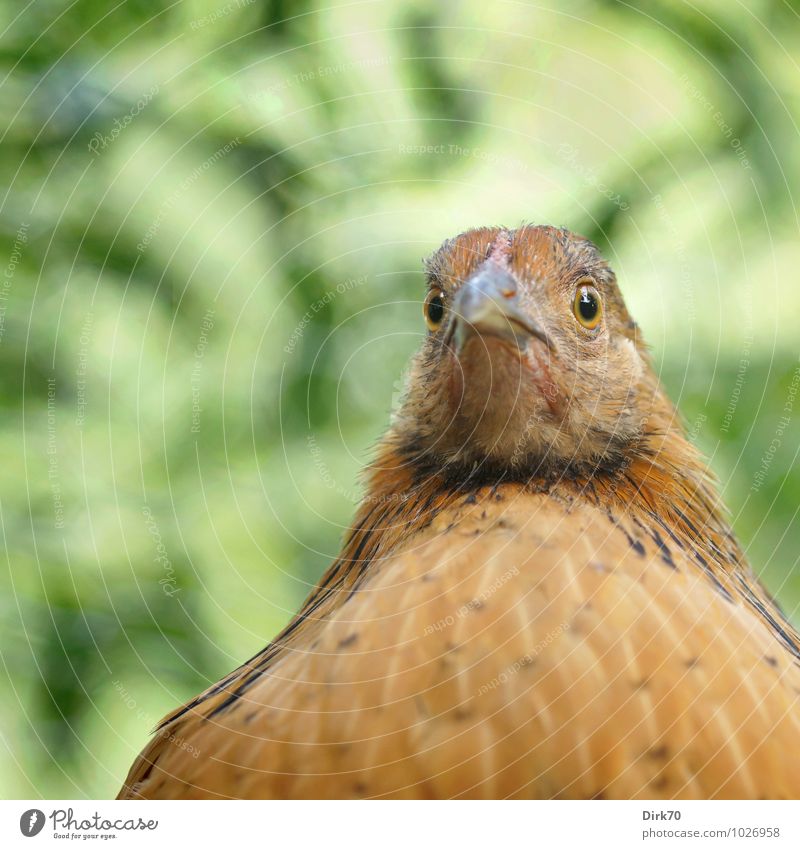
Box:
390;225;659;482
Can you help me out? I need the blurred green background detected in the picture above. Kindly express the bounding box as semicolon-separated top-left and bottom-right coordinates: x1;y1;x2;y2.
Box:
1;0;799;798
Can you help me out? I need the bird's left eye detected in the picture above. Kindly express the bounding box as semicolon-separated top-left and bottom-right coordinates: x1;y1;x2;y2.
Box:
572;283;602;330
424;288;446;330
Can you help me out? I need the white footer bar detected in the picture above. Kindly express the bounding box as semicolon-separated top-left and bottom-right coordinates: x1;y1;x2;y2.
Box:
2;799;797;848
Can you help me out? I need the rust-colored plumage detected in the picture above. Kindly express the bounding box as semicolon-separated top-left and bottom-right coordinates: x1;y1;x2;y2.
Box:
119;226;800;799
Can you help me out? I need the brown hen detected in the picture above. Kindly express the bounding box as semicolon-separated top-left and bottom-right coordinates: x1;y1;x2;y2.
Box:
119;225;800;800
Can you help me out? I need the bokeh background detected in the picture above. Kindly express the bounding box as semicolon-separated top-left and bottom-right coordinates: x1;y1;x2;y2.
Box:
1;0;800;798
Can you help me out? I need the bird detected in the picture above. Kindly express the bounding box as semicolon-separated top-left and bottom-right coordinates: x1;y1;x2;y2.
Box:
119;224;800;800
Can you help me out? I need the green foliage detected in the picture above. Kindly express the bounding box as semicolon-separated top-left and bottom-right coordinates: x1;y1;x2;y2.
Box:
1;0;798;798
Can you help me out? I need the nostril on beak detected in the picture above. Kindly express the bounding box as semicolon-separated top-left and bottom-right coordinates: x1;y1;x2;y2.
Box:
447;261;552;355
455;265;518;317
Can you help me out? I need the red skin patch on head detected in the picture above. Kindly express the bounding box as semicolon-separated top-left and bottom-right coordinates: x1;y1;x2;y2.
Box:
487;229;512;267
530;350;562;417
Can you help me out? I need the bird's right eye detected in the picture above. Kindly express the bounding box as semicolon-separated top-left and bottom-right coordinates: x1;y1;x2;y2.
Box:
424;288;446;330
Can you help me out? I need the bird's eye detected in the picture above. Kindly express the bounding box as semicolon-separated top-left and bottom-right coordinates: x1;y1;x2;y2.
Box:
572;283;602;330
424;288;446;330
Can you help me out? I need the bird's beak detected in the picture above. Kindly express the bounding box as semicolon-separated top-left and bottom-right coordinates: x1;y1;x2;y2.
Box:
447;263;551;355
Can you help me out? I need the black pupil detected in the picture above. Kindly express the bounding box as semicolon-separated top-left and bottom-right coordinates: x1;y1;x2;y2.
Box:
578;289;598;321
427;295;444;324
